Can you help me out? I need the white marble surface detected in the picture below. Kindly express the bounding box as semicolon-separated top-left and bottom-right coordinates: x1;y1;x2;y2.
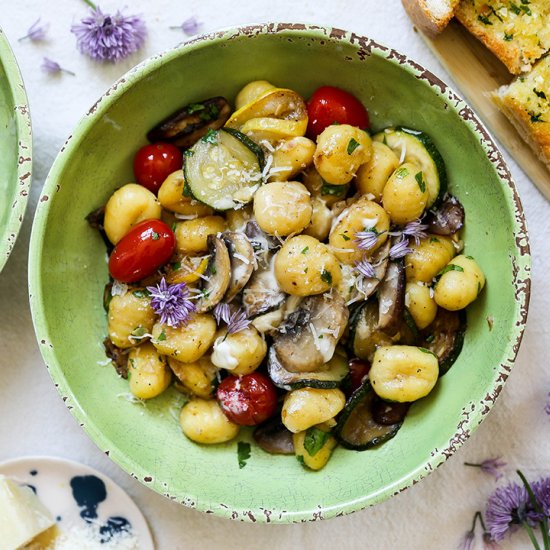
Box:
1;1;549;548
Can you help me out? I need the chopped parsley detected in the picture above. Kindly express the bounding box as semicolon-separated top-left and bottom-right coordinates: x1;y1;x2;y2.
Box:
303;427;329;456
152;231;160;240
341;233;351;241
184;149;194;157
201;128;218;144
425;334;435;344
133;289;151;298
171;261;182;270
321;269;333;285
489;6;503;21
465;255;474;260
131;326;147;338
301;246;310;255
321;181;347;196
182;181;192;197
439;264;465;276
477;14;492;25
296;455;306;466
530;112;544;123
304;267;309;274
509;3;521;15
199;103;220;122
347;138;360;155
533;88;547;100
395;166;409;178
158;331;167;342
237;442;251;469
430;237;440;243
418;347;436;356
415;171;426;193
187;103;205;114
504;33;514;42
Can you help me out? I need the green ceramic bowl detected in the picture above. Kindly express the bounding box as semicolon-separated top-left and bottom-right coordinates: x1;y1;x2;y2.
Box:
29;24;530;522
0;27;32;271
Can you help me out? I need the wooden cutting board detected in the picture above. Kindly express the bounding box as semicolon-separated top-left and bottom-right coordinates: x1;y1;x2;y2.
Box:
420;20;550;201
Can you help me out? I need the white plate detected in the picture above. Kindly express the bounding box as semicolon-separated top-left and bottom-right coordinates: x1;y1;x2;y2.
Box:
0;456;154;549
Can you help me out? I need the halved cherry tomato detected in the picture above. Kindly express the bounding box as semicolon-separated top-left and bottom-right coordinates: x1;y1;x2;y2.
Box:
346;358;371;397
133;142;182;194
217;372;278;426
306;86;370;139
108;219;175;283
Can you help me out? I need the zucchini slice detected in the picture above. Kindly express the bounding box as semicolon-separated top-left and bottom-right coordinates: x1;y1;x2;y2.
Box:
420;308;466;376
268;348;349;391
335;378;404;450
184;128;264;210
373;127;447;208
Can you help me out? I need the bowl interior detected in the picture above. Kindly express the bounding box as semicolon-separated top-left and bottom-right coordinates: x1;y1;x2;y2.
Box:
29;25;529;522
0;27;32;271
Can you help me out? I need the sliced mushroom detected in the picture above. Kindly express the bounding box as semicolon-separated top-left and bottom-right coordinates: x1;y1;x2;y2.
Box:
195;235;231;313
356;240;390;299
349;300;393;363
426;195;465;235
147;97;231;148
253;417;295;455
222;232;255;302
420;308;466;376
242;254;285;318
244;221;281;268
103;338;129;379
372;398;410;425
273;292;349;373
378;260;405;336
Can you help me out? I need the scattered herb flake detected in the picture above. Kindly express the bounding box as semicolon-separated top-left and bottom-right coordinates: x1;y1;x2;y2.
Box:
321;269;333;285
477;14;492;25
439;264;465;276
533;88;547;100
237;442;251;469
425;334;435;343
509;2;521;14
131;326;147;337
184;149;194;157
530;112;544;123
158;330;167;341
347;138;360;155
418;347;436;356
133;289;151;298
152;231;160;240
504;32;514;41
187;103;205;114
301;246;310;255
341;233;351;241
430;237;440;243
395;166;409;178
171;261;182;270
296;455;306;466
202;128;218;144
304;427;329;456
466;255;474;260
415;171;426;193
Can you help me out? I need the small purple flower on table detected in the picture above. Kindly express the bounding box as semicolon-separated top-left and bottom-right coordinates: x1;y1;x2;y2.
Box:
146;278;195;328
71;4;146;62
171;17;202;36
41;57;75;76
464;457;507;481
19;18;49;42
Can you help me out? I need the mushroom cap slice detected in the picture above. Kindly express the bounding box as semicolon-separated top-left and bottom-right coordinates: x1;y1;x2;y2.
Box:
357;240;390;299
273;292;349;373
195;235;231;313
222;231;255;302
378;260;406;336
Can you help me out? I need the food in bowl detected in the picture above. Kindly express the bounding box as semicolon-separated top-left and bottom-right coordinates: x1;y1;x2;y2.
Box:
91;79;486;471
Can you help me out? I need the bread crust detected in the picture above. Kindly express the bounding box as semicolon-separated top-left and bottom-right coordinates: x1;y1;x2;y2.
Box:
402;0;454;37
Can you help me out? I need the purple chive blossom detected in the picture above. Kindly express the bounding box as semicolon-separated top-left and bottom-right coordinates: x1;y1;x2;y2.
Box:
389;237;413;260
459;529;475;550
464;457;507;481
226;308;251;335
354;229;380;251
213;302;231;325
545;394;550;416
71;5;146;63
18;18;49;42
355;257;376;279
170;16;202;36
41;57;75;76
532;477;550;517
401;218;428;245
485;481;541;542
146;278;196;328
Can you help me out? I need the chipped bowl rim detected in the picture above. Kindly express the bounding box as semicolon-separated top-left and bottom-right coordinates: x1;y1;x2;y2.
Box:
28;23;531;523
0;27;32;272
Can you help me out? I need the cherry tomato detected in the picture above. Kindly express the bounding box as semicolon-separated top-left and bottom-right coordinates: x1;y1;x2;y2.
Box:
108;219;175;283
346;358;371;397
306;86;370;139
217;372;278;426
133;142;182;194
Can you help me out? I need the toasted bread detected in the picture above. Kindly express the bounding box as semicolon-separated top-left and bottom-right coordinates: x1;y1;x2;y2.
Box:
402;0;460;37
493;55;550;169
455;0;550;74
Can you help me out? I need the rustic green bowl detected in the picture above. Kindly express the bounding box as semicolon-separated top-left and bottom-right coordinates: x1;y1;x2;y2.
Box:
29;24;530;522
0;27;32;271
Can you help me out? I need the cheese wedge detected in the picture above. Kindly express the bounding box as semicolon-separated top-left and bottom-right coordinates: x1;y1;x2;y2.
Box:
0;474;55;550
